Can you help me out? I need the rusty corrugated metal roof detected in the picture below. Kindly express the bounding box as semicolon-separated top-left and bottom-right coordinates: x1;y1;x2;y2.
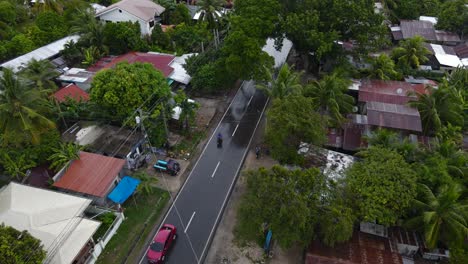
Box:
358;80;426;105
53;152;125;197
306;231;403;264
400;20;437;40
88;52;175;77
366;102;422;132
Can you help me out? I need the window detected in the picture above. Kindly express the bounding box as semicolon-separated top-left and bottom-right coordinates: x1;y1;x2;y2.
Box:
149;20;155;28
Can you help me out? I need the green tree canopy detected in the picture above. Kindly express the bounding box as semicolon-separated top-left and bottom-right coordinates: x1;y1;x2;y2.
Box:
171;3;191;25
90;62;171;122
346;147;418;226
266;95;327;164
436;0;468;36
318;201;355;247
236;165;326;249
0;1;16;25
35;11;68;41
103;21;146;54
0;223;46;264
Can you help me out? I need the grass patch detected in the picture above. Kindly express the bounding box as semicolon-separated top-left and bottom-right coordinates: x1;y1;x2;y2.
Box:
93;212;117;242
96;188;170;264
171;130;206;158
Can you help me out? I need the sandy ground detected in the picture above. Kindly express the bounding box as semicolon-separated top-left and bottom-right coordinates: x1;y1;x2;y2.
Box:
204;115;304;264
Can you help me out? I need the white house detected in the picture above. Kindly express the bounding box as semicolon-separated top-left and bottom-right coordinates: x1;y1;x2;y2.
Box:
95;0;165;36
0;183;100;264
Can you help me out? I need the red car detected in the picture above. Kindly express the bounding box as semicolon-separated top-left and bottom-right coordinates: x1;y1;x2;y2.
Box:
147;224;177;263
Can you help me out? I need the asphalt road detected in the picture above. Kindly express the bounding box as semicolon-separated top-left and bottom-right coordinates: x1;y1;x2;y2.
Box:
140;80;269;264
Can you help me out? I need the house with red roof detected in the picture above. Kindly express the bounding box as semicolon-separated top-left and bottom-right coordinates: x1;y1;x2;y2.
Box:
53;83;90;103
88;51;195;86
53;151;126;205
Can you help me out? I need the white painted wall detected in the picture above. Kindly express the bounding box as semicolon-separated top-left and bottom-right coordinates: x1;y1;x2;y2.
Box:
97;8;154;36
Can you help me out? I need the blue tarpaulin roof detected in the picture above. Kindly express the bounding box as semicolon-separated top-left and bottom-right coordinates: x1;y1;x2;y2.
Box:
107;176;141;204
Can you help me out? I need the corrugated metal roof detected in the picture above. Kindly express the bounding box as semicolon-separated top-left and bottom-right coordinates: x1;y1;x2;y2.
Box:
400;20;437;41
366;102;422;132
53;84;90;103
306;230;403;264
53;151;125;197
454;43;468;58
435;30;461;43
169;53;196;85
358;80;425;105
424;43;457;55
88;52;175;77
0;35;80;73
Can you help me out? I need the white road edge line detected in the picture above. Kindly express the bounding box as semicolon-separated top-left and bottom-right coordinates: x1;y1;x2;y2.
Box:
184;211;196;233
198;95;270;263
231;124;239;137
139;81;246;264
247;95;254;107
211;161;221;178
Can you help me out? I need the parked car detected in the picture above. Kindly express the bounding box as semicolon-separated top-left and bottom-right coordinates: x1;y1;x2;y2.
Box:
154;159;181;176
147;224;177;263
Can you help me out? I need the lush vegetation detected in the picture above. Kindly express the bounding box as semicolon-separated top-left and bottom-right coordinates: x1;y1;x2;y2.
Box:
0;224;46;264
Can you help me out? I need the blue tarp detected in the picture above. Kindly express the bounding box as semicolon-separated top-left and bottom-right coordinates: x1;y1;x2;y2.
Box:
107;176;141;204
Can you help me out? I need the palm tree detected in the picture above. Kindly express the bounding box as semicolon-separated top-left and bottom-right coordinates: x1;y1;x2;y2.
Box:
81;46;101;67
405;184;468;249
0;68;56;146
180;99;200;132
408;83;464;135
48;143;82;171
70;8;107;55
367;54;400;80
304;72;354;125
391;36;430;69
19;59;59;91
134;171;158;196
256;64;303;99
197;0;226;48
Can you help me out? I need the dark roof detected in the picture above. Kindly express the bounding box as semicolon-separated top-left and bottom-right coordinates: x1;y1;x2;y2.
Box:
454;43;468;58
325;128;343;148
388;227;426;248
400;20;437;41
343;115;368;151
390;26;403;40
53;84;90;103
53;152;125;197
88;52;175;77
435;30;461;43
62;122;144;159
358;80;426;105
306;230;403;264
366;102;422;132
424;43;457;55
